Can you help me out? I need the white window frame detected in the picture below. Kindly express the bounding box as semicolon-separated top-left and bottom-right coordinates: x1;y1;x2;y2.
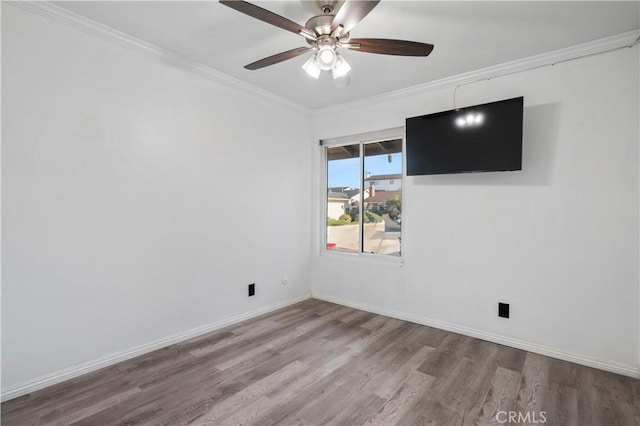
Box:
320;127;405;263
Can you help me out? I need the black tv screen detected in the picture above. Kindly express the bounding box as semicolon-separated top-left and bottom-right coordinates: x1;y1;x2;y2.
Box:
406;97;523;175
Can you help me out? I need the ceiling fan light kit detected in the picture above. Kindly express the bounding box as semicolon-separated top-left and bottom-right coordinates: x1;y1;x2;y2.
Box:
316;44;338;70
302;48;350;80
301;55;322;79
332;54;351;79
219;0;433;82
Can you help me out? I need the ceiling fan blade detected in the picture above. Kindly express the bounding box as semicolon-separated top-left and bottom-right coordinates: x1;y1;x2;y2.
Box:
220;1;316;39
244;47;311;70
331;0;380;33
347;38;434;56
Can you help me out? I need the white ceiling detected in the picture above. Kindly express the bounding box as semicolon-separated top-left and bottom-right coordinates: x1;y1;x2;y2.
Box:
54;1;639;109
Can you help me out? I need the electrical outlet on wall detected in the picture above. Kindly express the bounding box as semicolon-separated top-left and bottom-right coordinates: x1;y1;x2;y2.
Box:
248;283;255;297
282;277;288;286
498;302;509;318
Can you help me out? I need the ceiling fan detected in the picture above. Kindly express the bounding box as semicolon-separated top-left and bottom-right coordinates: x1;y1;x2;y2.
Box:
219;0;434;81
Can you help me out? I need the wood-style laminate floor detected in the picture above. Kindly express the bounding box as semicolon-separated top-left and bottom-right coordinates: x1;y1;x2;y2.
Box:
2;299;639;425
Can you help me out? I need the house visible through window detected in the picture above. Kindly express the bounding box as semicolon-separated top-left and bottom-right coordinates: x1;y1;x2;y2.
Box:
325;138;402;257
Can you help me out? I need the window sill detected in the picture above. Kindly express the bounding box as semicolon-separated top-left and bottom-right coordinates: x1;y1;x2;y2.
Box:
319;249;404;266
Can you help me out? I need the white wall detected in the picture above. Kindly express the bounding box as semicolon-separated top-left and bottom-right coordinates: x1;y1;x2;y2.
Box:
311;48;640;372
2;1;638;397
2;4;311;391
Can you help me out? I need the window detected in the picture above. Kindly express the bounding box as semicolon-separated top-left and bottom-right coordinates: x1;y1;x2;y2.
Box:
324;134;402;257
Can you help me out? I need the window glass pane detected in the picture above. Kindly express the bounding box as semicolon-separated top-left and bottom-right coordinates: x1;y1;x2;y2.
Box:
363;139;402;256
326;144;360;253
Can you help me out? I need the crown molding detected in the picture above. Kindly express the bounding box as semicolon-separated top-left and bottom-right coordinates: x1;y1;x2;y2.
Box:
6;2;638;117
313;30;640;116
6;1;312;116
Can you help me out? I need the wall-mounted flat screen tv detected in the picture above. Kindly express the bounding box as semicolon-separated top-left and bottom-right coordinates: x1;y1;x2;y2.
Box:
406;97;523;175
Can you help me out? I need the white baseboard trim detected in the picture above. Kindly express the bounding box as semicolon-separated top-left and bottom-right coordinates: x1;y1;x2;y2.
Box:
1;293;312;402
312;293;639;379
